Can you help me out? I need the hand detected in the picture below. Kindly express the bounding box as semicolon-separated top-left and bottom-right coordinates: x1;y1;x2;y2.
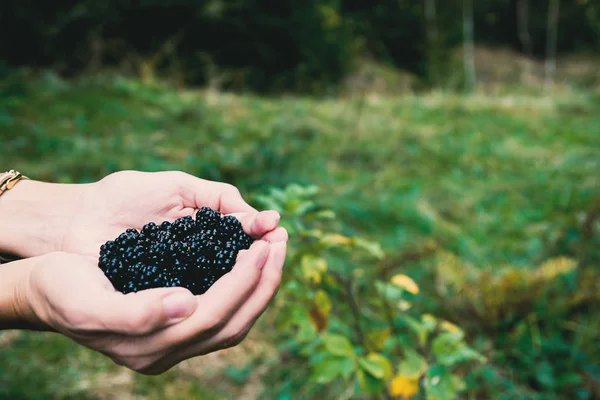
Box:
65;170;283;257
0;170;282;258
13;240;286;374
0;170;288;373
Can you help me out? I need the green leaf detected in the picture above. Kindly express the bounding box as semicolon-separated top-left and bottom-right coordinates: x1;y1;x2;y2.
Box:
358;368;386;394
358;353;393;380
322;333;354;357
425;365;465;400
225;364;252;384
555;372;582;387
432;332;486;366
421;314;438;333
289;305;310;326
313;210;336;220
296;323;317;343
253;195;283;213
275;387;294;400
535;361;555;389
399;349;429;379
294;200;316;217
354;238;385;259
375;281;404;301
400;315;429;346
311;356;356;384
277;304;309;331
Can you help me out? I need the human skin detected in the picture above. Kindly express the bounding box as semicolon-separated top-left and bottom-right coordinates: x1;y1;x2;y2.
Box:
0;170;288;374
0;170;284;258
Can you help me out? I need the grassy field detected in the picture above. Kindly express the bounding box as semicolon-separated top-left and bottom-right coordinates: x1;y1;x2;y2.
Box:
1;73;599;399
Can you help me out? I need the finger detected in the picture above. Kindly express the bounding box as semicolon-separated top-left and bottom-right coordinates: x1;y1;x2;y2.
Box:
76;286;197;336
139;242;287;374
261;227;288;243
175;240;270;334
176;173;256;214
121;241;270;354
201;241;286;349
229;210;280;238
196;240;270;319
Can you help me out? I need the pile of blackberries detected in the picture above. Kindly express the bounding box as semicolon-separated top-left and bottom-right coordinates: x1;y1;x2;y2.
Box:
98;207;253;295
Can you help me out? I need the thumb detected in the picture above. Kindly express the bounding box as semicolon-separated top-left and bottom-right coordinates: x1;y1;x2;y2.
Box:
93;287;198;336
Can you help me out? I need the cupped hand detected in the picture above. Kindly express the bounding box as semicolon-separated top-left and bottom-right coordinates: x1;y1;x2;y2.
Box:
61;170;282;257
1;170;289;372
22;238;286;374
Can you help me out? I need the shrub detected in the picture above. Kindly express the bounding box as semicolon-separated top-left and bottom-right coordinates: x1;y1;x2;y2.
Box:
254;184;485;399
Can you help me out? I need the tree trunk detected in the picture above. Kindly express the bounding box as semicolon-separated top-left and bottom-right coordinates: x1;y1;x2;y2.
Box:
517;0;533;81
545;0;560;90
463;0;476;92
425;0;438;44
424;0;439;84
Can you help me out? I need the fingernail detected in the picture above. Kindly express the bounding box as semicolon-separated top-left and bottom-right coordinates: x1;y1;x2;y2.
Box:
262;210;280;228
273;242;287;270
162;292;196;321
272;211;281;224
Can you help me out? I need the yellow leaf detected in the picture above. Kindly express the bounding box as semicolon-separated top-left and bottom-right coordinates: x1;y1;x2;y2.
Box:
315;290;332;317
325;274;339;287
366;328;391;352
391;274;420;294
309;290;332;332
397;300;412;311
422;314;437;324
533;257;577;281
421;314;438;333
301;255;327;284
389;374;419;399
321;233;354;246
439;320;461;333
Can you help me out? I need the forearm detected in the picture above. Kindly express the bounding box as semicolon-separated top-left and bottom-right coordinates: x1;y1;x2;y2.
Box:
0;180;84;258
0;257;40;330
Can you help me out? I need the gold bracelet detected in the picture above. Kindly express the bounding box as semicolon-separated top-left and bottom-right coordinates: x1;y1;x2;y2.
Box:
0;170;29;263
0;170;29;197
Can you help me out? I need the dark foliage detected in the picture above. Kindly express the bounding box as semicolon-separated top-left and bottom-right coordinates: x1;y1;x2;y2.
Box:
2;1;600;92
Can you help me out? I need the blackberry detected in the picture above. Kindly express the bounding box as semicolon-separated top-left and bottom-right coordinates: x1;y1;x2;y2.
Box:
195;207;221;229
98;206;254;295
219;215;242;233
172;216;194;236
142;222;159;239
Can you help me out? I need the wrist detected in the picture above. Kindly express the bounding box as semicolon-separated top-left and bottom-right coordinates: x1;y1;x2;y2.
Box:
0;180;85;258
0;257;46;330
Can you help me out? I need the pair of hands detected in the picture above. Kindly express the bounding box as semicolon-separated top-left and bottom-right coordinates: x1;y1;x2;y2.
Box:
1;171;287;374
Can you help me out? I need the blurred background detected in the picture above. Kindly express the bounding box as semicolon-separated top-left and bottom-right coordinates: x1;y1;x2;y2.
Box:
1;1;599;399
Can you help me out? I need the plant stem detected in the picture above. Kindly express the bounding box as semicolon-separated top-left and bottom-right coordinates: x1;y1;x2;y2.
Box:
331;271;366;347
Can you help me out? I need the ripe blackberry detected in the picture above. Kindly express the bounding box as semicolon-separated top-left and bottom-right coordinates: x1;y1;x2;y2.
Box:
98;206;254;295
196;207;221;229
172;216;194;236
142;222;159;239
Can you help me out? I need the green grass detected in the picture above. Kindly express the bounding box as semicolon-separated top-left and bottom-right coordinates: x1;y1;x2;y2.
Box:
1;72;599;399
3;74;598;265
